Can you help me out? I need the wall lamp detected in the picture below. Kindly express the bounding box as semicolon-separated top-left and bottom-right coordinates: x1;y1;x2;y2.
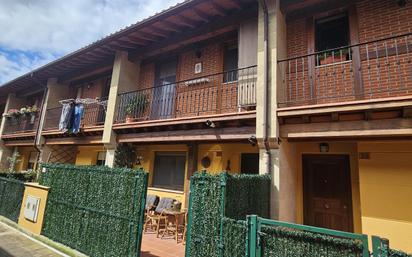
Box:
205;120;216;128
248;135;257;146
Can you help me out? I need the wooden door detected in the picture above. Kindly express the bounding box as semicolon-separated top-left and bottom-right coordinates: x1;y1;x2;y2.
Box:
303;154;353;232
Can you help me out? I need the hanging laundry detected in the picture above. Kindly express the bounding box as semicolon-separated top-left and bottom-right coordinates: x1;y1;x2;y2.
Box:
59;103;74;132
72;104;84;133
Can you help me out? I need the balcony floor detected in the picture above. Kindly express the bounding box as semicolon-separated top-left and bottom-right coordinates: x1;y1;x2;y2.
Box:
141;232;185;257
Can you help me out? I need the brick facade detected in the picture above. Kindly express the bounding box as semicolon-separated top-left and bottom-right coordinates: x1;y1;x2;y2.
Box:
132;42;242;119
282;0;412;107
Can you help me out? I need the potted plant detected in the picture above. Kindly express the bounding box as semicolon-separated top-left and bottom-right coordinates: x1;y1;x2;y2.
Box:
6;109;21;119
125;93;148;123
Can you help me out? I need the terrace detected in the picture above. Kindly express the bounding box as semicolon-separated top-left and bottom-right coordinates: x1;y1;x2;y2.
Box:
278;33;412;108
115;65;257;124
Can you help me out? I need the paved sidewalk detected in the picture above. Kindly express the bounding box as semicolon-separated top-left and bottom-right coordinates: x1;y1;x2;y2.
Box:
0;222;63;257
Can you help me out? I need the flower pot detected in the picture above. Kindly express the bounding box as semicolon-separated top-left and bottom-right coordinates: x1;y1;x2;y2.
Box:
126;116;135;123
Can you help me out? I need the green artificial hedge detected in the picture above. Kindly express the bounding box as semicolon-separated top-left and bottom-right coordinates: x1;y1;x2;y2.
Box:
39;163;148;257
260;225;364;257
186;172;223;257
0;177;25;222
222;217;247;257
186;171;271;257
389;249;412;257
0;171;37;182
225;174;271;220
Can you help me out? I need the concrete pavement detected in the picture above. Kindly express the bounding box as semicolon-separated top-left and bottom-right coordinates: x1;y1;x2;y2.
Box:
0;222;64;257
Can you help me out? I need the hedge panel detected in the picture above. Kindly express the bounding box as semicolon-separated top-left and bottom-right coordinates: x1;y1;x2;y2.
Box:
40;163;148;257
186;171;271;257
186;172;223;257
225;174;271;220
260;225;364;257
0;177;25;222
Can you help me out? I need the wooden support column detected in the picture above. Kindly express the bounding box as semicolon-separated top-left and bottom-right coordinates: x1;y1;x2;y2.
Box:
348;4;363;99
185;142;198;207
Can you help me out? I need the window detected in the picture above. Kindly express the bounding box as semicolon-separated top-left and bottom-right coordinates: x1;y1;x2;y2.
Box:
223;44;238;82
315;14;350;65
96;151;106;166
27;151;38;170
153;152;186;191
241;153;259;174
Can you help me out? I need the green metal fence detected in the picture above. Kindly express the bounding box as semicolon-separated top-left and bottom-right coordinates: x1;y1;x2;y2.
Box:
185;171;271;257
372;236;412;257
250;216;368;257
39;164;148;257
185;171;411;257
0;176;25;222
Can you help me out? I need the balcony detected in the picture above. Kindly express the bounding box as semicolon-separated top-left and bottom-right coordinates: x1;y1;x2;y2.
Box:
278;32;412;108
115;66;257;123
3;113;40;135
43;98;107;132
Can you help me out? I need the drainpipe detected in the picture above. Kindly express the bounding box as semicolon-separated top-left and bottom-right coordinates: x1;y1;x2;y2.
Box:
31;73;48;171
259;0;271;174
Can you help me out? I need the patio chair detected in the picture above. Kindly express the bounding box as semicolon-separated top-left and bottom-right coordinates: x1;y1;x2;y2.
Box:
144;197;176;236
145;194;160;212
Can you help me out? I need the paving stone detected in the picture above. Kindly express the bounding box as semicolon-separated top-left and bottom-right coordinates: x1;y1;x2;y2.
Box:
0;223;63;257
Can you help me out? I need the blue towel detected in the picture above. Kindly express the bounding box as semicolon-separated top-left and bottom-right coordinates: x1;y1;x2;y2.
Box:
72;104;84;133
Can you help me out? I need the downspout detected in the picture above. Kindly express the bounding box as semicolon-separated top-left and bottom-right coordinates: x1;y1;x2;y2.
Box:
31;73;48;170
259;0;271;174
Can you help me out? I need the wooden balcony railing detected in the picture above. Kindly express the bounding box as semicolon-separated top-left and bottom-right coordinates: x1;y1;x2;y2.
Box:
43;98;107;131
116;65;257;123
3;113;40;135
278;32;412;107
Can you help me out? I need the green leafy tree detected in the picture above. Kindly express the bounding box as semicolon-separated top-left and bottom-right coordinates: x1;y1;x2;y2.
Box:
114;143;136;168
7;150;21;174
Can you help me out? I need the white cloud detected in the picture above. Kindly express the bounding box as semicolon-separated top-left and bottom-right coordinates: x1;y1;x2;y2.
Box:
0;0;182;84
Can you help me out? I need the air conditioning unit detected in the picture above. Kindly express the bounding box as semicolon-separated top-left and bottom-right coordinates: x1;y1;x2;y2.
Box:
237;73;257;109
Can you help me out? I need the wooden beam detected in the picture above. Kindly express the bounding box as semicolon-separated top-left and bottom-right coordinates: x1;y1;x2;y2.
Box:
278;96;412;117
192;8;211;22
160;20;184;32
173;15;198;28
145;28;170;37
228;0;242;9
58;59;114;83
129;6;257;60
120;36;149;45
129;31;162;42
210;1;228;16
117;126;255;143
45;136;103;145
280;118;412;139
3;139;35;146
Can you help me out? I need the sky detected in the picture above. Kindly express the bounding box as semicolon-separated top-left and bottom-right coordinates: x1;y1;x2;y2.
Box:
0;0;182;85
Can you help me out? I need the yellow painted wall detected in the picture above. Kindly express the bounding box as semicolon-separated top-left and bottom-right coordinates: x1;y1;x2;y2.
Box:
18;183;50;234
197;143;259;174
294;142;362;234
358;141;412;252
137;143;258;209
15;147;36;172
136;144;189;208
75;146;106;165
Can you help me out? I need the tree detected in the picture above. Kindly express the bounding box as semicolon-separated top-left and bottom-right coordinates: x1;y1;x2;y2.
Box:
114;143;136;168
7;150;21;173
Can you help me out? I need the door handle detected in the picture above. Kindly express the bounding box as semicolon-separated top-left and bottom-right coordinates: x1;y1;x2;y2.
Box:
343;205;348;210
324;204;330;209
